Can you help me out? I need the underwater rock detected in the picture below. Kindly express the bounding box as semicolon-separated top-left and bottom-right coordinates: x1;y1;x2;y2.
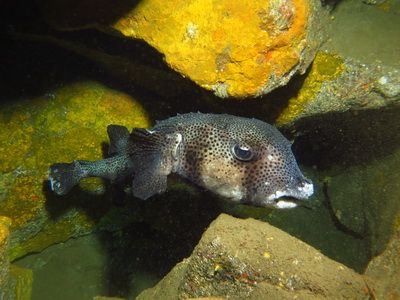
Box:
0;216;11;298
8;265;33;300
37;0;327;98
322;147;400;257
283;92;400;268
276;53;400;127
113;0;327;98
365;221;400;299
280;93;400;297
323;170;365;237
0;81;150;260
137;214;371;300
0;217;32;300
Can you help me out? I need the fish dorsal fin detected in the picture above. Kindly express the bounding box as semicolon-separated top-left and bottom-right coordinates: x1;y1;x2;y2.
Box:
130;128;182;200
107;125;130;155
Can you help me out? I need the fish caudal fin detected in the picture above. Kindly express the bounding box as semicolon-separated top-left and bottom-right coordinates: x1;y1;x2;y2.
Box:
49;161;85;195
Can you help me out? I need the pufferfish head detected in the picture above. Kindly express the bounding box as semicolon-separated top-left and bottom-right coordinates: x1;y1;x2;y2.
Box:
194;116;314;209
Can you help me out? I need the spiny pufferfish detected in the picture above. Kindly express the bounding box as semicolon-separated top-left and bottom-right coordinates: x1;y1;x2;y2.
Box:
49;113;313;209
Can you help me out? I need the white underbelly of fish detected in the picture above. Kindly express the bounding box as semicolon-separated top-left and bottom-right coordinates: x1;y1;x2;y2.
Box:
200;174;244;202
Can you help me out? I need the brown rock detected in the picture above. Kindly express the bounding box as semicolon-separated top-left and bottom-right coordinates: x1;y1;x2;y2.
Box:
365;223;400;300
137;214;371;299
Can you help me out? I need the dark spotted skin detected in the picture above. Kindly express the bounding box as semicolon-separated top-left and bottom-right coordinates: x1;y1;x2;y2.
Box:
49;113;313;208
152;113;312;206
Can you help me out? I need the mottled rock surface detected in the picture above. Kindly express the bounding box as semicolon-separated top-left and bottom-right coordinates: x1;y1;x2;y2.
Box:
8;265;33;300
0;217;11;298
365;220;400;299
0;81;150;260
36;0;327;98
276;54;400;127
137;214;371;300
0;217;32;300
114;0;326;98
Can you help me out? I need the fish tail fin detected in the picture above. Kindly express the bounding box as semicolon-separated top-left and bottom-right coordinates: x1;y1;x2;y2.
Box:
49;161;85;195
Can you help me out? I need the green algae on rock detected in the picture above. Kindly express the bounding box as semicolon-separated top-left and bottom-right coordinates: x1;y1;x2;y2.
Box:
8;265;33;300
275;52;400;127
0;217;32;300
0;216;12;298
0;81;150;261
276;52;344;125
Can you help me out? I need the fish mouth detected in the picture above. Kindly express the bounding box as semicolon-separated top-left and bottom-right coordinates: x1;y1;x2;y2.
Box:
273;196;315;209
267;181;314;201
263;180;314;209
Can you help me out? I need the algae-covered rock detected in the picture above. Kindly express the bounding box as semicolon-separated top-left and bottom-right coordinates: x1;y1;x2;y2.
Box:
37;0;327;98
276;53;400;127
137;214;371;300
0;80;150;260
8;265;33;300
0;217;32;300
114;0;326;98
0;216;12;298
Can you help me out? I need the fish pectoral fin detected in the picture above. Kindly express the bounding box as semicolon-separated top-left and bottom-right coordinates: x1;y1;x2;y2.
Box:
130;128;169;152
129;128;182;200
107;124;130;155
131;170;167;200
130;152;170;200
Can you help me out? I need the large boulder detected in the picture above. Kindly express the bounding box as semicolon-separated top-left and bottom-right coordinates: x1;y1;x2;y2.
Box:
0;81;150;260
275;53;400;127
113;0;326;98
322;148;400;257
36;0;327;98
0;217;11;298
0;216;33;300
365;222;400;299
137;214;371;299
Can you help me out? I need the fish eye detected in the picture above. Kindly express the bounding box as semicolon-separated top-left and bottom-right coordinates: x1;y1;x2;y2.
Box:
232;144;254;162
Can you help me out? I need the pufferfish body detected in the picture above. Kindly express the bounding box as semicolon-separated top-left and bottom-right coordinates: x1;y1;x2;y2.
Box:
49;113;313;208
